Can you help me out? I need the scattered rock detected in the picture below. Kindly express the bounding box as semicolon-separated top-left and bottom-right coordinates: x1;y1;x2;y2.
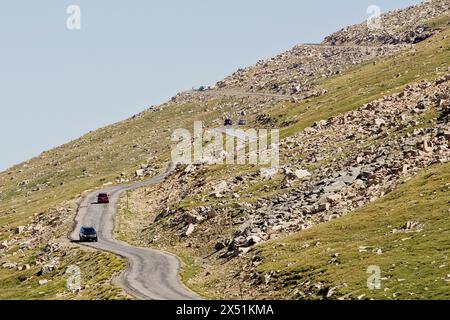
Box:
294;169;311;180
185;224;196;237
20;264;31;271
38;279;49;286
260;168;278;180
211;181;230;198
326;194;342;205
135;169;145;177
2;262;17;269
324;0;449;46
0;240;8;250
41;264;56;275
329;253;340;265
15;226;25;234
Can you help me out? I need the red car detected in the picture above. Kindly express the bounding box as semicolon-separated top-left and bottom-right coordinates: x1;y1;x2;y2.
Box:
97;193;110;204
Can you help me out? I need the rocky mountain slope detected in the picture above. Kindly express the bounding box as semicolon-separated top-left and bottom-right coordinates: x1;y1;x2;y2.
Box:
115;1;450;299
215;45;406;96
1;0;449;299
324;0;449;45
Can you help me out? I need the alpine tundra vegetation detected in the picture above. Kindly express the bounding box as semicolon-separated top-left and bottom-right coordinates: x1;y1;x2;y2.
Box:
0;0;449;300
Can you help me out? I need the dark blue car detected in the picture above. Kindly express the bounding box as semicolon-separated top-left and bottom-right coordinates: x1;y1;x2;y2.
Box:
79;227;98;242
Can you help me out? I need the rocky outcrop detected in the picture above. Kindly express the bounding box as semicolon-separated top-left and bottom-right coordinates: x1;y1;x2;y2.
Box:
0;205;72;274
215;45;405;96
324;0;450;46
222;75;450;255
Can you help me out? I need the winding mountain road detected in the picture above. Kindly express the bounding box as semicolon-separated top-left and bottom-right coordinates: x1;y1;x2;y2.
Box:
69;163;201;300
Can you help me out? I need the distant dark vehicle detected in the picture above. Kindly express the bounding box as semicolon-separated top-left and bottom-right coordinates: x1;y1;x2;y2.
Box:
238;119;246;126
79;227;98;242
197;86;206;92
97;193;109;204
224;119;233;126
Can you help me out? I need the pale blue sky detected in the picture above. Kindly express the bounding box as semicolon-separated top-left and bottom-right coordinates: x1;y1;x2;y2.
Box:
0;0;423;171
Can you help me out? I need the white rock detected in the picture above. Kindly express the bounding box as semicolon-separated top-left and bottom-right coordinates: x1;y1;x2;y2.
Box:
185;224;196;236
0;240;8;249
20;264;31;271
260;167;278;179
294;169;311;179
212;181;229;195
2;262;17;269
135;169;145;177
374;118;386;127
15;226;25;234
184;164;194;174
41;264;55;274
239;247;252;255
326;193;342;204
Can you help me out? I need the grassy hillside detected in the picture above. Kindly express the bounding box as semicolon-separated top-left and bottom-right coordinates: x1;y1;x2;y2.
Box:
0;249;128;300
0;2;448;300
133;26;450;218
0;97;233;230
125;26;450;219
0;95;248;298
248;161;450;300
114;25;450;299
272;27;450;138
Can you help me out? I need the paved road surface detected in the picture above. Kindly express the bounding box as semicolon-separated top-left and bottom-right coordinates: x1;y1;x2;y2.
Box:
69;163;201;300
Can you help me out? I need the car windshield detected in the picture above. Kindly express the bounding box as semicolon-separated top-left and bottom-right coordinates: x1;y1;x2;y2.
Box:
99;194;107;197
83;228;96;234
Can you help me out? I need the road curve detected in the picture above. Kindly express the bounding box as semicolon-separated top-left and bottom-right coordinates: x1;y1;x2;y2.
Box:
69;163;202;300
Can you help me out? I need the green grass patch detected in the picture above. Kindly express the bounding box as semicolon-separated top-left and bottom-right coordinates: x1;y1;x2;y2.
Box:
269;27;450;138
253;161;450;300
